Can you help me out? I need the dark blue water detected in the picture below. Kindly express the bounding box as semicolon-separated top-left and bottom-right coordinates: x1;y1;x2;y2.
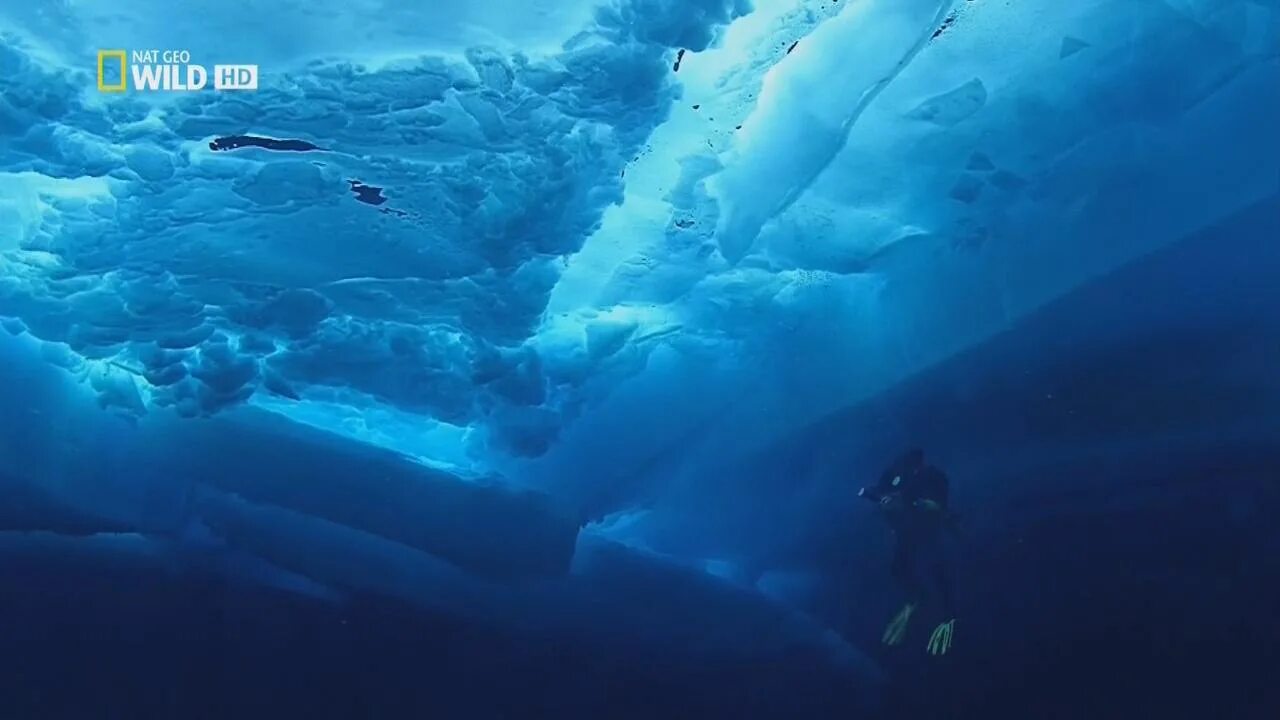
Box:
0;197;1274;719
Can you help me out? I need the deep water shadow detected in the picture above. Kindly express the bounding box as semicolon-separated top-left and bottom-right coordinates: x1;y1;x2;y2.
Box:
0;545;873;720
872;448;1280;720
762;196;1280;719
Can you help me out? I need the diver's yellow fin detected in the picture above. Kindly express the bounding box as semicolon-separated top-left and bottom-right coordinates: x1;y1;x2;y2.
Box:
881;603;916;646
927;618;955;655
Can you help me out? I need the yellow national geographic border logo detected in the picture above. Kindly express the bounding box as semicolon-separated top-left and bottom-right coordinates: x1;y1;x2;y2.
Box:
94;50;258;92
97;50;127;92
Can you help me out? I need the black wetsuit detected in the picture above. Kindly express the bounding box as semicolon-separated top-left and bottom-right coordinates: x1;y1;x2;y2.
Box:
866;457;954;614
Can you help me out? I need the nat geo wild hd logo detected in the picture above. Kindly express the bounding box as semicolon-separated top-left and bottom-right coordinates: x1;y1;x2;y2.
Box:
96;49;258;92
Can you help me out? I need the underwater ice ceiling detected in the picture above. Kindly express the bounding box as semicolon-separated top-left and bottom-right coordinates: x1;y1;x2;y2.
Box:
1;0;1277;473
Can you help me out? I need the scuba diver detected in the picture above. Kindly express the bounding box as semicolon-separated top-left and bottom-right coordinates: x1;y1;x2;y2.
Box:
859;448;956;656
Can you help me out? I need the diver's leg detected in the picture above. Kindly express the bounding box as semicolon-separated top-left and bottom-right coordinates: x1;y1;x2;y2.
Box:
891;532;923;598
883;532;921;646
921;528;954;615
922;528;957;655
932;552;955;618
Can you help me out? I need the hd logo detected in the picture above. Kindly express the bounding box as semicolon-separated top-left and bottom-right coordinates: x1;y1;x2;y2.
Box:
96;50;258;92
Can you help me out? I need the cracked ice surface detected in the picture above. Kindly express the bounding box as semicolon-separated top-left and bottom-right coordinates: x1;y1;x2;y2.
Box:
1;0;1278;490
0;0;751;469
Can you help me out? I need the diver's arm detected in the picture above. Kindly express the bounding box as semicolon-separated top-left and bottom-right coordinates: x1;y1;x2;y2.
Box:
859;468;897;503
858;485;886;503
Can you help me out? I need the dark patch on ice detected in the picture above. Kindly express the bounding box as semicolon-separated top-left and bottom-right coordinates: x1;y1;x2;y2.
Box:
949;174;984;204
786;41;799;55
209;135;322;153
692;104;701;110
674;218;695;229
347;180;387;206
989;169;1028;192
908;78;987;126
380;207;409;218
932;12;957;39
1060;36;1090;59
967;151;996;172
952;219;989;251
673;49;686;72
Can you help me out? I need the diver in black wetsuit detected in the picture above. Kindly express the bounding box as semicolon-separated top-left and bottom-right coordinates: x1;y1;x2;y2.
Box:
859;448;956;655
